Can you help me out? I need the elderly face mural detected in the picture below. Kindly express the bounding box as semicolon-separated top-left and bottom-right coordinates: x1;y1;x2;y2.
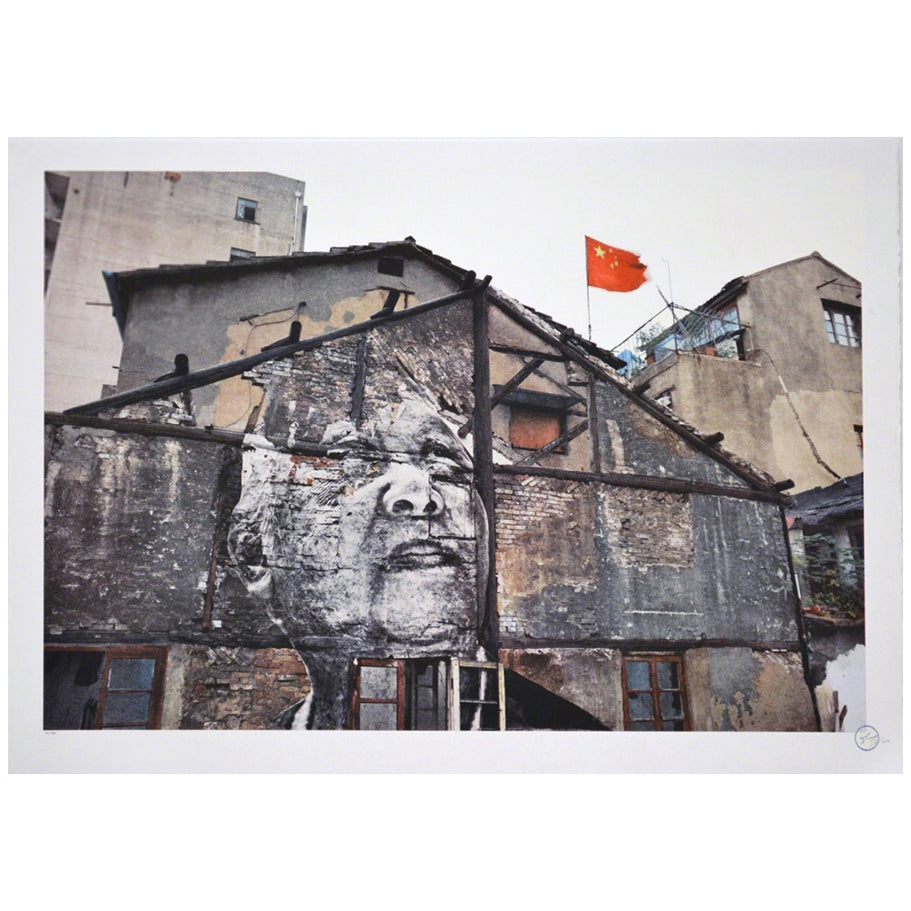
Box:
228;392;487;728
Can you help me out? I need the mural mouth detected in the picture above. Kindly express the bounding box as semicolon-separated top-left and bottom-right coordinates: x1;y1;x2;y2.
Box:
384;540;462;570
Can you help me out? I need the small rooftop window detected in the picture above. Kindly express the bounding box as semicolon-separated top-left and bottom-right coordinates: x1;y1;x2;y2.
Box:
230;247;256;261
378;256;404;277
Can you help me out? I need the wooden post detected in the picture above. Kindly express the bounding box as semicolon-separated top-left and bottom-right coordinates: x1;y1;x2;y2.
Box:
471;283;498;656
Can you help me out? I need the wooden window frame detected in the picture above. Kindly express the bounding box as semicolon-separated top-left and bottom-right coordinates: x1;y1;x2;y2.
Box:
349;657;506;730
449;659;506;731
44;645;168;730
822;301;861;347
349;658;406;730
621;654;689;731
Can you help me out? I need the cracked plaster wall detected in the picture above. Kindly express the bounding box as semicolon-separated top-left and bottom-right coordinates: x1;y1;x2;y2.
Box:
496;473;798;645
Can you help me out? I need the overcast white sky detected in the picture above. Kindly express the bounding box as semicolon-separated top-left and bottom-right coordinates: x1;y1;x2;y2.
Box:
18;137;900;354
282;137;895;349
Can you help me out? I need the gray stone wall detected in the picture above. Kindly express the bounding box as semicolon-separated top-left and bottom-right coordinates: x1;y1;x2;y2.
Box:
496;472;799;645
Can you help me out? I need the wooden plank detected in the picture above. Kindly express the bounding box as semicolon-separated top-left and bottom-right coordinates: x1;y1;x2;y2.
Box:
498;636;804;651
457;355;545;438
493;462;783;503
350;332;368;426
587;374;602;473
472;292;499;653
45;412;335;458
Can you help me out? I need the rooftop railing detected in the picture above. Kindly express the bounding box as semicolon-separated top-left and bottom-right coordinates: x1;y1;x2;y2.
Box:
611;304;748;381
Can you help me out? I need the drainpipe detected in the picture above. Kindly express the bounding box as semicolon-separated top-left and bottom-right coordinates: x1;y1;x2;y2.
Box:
289;190;303;254
777;500;822;731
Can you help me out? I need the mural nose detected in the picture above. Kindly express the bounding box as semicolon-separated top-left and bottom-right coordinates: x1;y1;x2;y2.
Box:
381;465;445;517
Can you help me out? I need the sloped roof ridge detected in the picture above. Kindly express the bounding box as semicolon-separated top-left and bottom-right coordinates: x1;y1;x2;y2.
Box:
743;251;861;286
113;237;464;283
488;290;777;489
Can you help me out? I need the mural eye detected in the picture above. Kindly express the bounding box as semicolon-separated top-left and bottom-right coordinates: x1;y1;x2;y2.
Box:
421;440;468;468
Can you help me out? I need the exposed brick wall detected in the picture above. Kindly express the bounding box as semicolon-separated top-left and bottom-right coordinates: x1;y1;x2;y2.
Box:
495;474;599;639
255;336;361;444
496;470;797;646
178;646;310;730
600;486;694;568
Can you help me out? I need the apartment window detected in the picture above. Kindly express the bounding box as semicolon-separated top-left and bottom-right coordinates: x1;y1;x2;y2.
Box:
378;256;405;277
235;197;258;223
823;302;861;347
854;425;863;460
44;646;167;730
622;655;688;731
847;524;865;581
350;658;449;730
348;657;504;730
230;247;256;261
453;660;505;731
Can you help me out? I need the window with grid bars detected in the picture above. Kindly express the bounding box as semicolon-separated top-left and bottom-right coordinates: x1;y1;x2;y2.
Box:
622;655;688;731
453;660;505;731
822;302;861;347
44;646;167;730
348;658;505;730
350;658;449;730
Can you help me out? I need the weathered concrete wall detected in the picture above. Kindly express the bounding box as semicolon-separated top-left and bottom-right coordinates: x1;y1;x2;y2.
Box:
243;299;476;448
46;425;229;637
594;380;749;486
634;257;862;493
46;171;307;412
496;474;798;645
116;254;462;421
699;647;816;731
500;647;625;730
501;645;816;731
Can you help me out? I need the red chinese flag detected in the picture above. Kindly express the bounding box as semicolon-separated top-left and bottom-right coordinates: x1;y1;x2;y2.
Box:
585;236;648;292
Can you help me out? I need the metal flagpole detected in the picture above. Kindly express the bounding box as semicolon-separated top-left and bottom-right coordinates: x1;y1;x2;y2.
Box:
587;285;593;341
585;241;593;340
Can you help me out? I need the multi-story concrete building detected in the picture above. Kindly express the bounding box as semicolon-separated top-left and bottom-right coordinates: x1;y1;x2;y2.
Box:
615;252;864;730
621;253;862;495
43;239;819;733
44;170;307;412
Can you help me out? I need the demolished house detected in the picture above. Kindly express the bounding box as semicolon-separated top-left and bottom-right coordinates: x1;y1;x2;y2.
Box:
44;239;821;731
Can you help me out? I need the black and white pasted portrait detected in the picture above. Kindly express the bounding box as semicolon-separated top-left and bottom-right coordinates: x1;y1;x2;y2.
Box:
228;390;489;729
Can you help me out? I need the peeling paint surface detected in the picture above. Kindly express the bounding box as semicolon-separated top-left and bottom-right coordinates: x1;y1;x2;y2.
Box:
708;648;815;731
